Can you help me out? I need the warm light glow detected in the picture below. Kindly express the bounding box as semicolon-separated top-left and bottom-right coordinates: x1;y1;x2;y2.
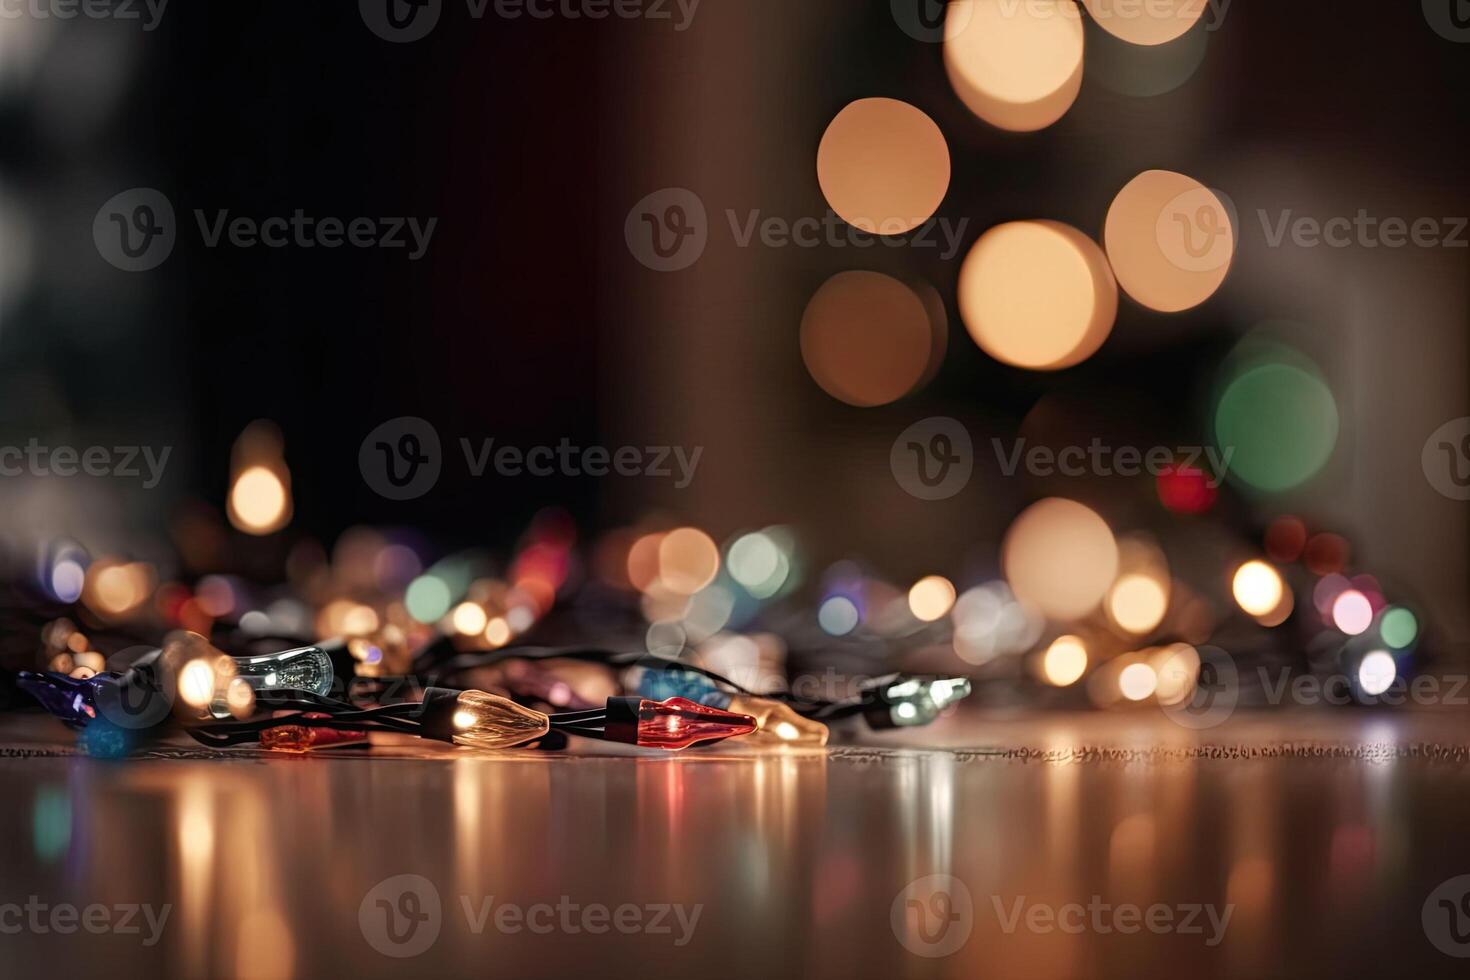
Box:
1107;574;1168;635
1119;663;1158;701
817;98;951;235
944;0;1084;132
341;604;379;636
658;528;720;595
484;617;512;647
958;221;1118;370
1081;0;1204;46
1357;651;1397;697
1332;590;1374;636
178;659;217;709
1104;170;1233;313
801;271;933;406
626;532;666;594
88;561;153;616
228;465;290;535
225;677;255;720
1105;170;1233;313
908;576;957;622
1232;561;1285;618
728;695;830;747
1003;498;1119;620
1043;635;1088;687
451;602;489;636
445;690;550;749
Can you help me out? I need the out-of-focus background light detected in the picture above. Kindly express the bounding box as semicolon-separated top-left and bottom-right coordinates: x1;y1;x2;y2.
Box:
944;0;1084;132
958;221;1118;370
1232;561;1284;619
801;271;937;406
1081;0;1204;47
1042;635;1088;687
907;575;956;623
1003;498;1119;620
1104;170;1234;313
816;98;950;236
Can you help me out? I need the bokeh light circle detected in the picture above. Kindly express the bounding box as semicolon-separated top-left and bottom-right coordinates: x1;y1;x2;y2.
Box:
1081;0;1204;46
1003;498;1119;620
1042;635;1088;686
817;98;951;236
958;221;1118;371
1119;663;1158;701
1215;362;1339;492
944;0;1084;132
1104;170;1234;313
801;271;934;406
658;528;720;596
1232;561;1284;618
1108;574;1168;635
908;576;957;622
1357;651;1397;697
1332;590;1374;636
1380;607;1419;650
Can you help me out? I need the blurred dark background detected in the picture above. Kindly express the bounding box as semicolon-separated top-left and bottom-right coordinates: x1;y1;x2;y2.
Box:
0;1;1466;647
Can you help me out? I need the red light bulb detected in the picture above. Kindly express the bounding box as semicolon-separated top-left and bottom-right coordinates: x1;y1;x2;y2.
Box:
606;696;757;750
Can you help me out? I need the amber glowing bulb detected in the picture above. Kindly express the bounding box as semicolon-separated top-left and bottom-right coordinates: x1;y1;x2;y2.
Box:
419;687;551;749
605;696;756;750
727;696;829;747
260;715;368;753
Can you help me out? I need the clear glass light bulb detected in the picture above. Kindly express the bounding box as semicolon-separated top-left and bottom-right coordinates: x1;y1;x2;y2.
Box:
445;690;550;750
232;646;335;696
727;695;829;747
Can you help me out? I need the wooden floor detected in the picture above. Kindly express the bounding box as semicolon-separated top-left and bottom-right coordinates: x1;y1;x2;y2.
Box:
5;709;1470;979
